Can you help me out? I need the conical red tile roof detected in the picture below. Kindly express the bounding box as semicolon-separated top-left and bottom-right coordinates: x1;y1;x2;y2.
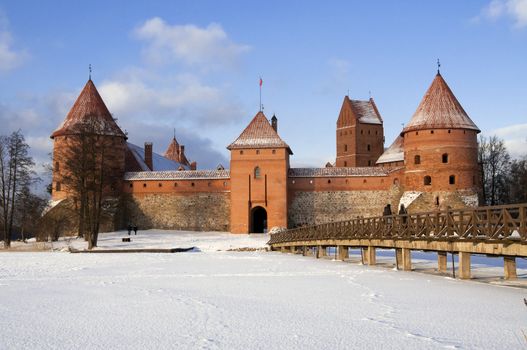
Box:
403;73;480;133
227;111;292;154
51;79;126;138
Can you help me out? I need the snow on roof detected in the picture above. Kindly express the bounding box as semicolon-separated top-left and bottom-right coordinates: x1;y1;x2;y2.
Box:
376;135;404;164
403;73;480;133
124;170;230;181
349;99;383;125
127;142;188;171
227;111;292;154
51;79;126;138
289;167;402;178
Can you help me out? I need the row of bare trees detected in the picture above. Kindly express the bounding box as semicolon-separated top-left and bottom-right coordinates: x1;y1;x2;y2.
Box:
478;135;527;206
0;131;45;248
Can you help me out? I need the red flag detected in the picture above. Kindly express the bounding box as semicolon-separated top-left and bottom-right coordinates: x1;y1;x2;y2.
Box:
259;77;263;87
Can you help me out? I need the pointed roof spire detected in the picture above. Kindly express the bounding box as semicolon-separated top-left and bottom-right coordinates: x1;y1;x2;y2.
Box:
403;73;480;133
227;111;292;154
163;133;190;167
51;79;126;138
437;58;441;75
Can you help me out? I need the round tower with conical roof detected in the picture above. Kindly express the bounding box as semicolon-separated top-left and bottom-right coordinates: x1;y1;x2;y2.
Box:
402;72;480;210
50;79;127;201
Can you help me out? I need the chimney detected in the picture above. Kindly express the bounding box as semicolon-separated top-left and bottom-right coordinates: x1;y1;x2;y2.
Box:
190;161;197;170
144;142;153;170
271;115;278;132
179;145;185;162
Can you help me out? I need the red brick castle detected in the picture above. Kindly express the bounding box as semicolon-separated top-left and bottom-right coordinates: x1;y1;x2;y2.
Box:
51;71;481;233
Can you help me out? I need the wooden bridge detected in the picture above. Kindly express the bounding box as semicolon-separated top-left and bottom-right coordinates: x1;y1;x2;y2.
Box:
268;204;527;280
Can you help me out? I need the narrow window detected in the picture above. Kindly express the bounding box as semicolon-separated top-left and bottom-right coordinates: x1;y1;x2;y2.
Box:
174;183;178;187
449;175;455;185
254;166;261;179
368;160;372;166
368;130;371;135
363;179;367;183
361;130;363;135
435;197;440;206
367;144;371;151
416;131;419;135
256;150;260;154
240;150;243;155
158;183;162;187
191;182;195;187
55;162;60;171
430;130;434;134
327;179;331;184
129;183;133;188
424;176;432;186
442;153;448;163
272;149;276;154
414;155;421;165
344;161;347;167
56;182;61;191
344;144;348;152
143;183;147;188
448;129;451;134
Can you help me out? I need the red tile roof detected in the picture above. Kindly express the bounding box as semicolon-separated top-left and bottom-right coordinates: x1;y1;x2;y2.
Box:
227;111;292;154
164;137;190;167
403;73;480;133
337;97;383;128
289;167;402;177
51;79;126;138
376;135;404;164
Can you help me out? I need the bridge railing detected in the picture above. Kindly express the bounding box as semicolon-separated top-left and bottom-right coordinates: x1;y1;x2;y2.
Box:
268;203;527;245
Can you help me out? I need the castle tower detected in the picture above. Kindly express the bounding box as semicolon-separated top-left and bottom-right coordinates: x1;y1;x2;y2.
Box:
402;72;480;209
336;96;384;167
50;79;127;200
164;134;191;168
227;112;292;233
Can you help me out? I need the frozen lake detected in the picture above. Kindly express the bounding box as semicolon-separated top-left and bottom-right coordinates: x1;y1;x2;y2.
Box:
1;231;525;349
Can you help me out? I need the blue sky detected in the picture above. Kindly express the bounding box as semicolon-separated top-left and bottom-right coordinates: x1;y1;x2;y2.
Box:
0;0;526;177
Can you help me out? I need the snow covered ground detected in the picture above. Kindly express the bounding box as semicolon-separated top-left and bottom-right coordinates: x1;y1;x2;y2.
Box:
1;231;526;349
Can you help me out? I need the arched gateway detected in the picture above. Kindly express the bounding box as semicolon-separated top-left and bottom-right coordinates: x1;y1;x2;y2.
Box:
251;206;268;233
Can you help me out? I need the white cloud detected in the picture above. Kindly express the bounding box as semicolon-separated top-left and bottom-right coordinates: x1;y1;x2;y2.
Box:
99;72;246;126
478;0;527;28
484;123;527;158
0;11;27;72
134;17;250;68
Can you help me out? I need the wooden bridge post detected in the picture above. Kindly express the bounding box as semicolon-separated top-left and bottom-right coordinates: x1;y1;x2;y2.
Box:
458;252;471;279
504;257;517;280
316;246;327;259
338;246;349;261
437;252;448;273
366;246;376;265
402;248;412;271
395;248;402;270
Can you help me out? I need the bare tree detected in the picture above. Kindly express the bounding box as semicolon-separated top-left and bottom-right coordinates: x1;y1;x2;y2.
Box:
15;186;47;242
59;118;121;249
0;131;35;248
508;156;527;204
478;135;511;206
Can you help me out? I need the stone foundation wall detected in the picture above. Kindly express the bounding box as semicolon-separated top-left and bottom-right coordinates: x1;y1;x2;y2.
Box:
288;186;403;227
406;189;479;213
124;193;230;232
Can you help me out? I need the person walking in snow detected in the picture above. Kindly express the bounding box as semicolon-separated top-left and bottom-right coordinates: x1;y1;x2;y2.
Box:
133;225;138;235
127;224;132;236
